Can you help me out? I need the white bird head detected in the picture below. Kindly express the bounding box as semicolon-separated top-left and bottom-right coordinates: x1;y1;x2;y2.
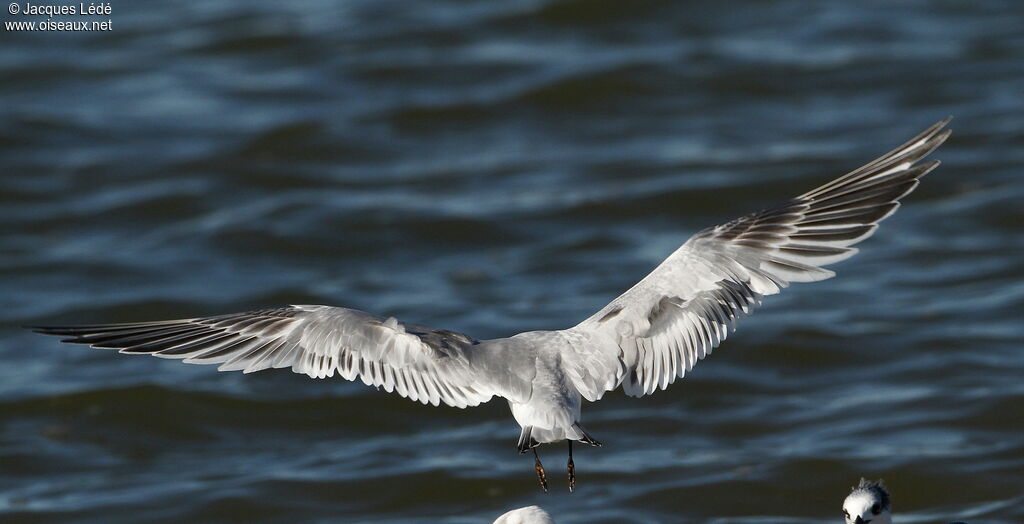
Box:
843;478;892;524
493;505;555;524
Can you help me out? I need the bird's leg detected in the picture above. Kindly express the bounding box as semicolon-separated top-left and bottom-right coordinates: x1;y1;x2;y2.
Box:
572;422;603;448
567;440;575;492
533;447;548;492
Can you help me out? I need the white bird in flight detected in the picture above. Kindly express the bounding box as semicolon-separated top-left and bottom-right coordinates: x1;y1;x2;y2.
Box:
31;119;951;492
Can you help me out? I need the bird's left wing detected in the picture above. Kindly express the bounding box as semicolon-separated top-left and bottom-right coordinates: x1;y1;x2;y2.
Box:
31;305;499;408
565;119;951;400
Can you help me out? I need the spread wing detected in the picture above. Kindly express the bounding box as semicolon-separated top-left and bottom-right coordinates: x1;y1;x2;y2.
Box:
30;305;496;408
567;118;951;399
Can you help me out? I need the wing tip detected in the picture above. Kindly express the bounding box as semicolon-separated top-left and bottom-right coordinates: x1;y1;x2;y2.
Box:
26;326;94;344
926;115;954;136
25;325;70;335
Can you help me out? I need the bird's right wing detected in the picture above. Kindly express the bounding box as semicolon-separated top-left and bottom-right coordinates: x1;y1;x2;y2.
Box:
565;119;951;400
31;305;500;408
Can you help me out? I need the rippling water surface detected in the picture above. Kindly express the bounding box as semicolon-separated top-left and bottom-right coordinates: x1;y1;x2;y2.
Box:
2;1;1023;522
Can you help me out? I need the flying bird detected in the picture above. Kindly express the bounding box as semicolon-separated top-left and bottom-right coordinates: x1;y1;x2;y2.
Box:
31;119;951;492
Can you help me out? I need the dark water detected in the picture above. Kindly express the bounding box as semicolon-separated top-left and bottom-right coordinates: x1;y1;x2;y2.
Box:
2;1;1023;522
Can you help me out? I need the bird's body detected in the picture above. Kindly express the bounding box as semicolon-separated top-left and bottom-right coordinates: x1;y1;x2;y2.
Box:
31;119;952;491
502;331;587;446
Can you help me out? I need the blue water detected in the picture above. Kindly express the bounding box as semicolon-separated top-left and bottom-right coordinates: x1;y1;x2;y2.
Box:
2;1;1023;522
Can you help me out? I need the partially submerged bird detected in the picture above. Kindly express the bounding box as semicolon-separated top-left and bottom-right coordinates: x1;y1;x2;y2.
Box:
842;478;968;524
31;119;951;492
843;479;893;524
493;505;555;524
